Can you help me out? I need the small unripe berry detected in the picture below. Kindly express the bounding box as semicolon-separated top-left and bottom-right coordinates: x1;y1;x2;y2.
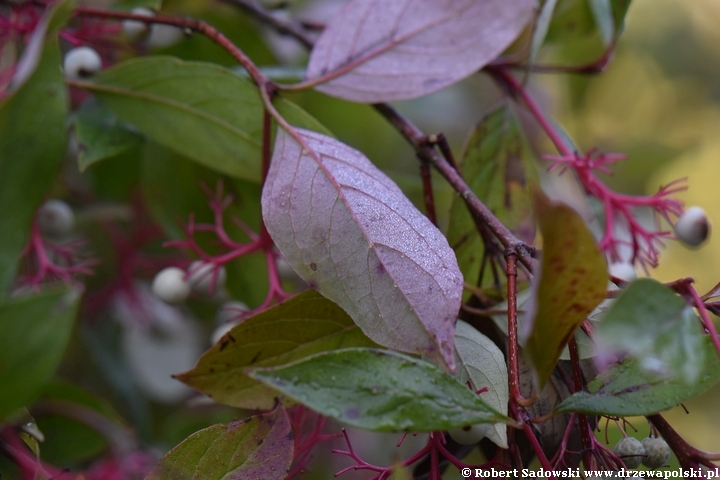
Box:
122;7;154;40
447;424;487;445
187;261;226;294
37;199;74;237
152;267;190;304
146;23;184;49
641;437;671;469
608;261;636;282
614;436;645;469
63;46;102;79
212;301;249;344
675;206;710;247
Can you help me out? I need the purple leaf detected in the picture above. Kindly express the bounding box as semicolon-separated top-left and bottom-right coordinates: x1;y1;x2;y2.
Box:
305;0;537;103
261;128;463;371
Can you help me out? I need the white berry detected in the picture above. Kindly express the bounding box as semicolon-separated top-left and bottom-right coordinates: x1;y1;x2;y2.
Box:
447;424;487;445
122;7;154;41
215;300;249;325
187;261;226;294
614;437;645;469
63;46;102;80
37;199;74;237
151;267;190;304
675;206;710;247
146;23;184;49
641;437;671;469
608;262;637;282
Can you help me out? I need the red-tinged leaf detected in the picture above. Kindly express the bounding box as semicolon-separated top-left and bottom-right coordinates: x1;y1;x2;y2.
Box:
305;0;536;103
146;406;292;480
261;128;463;371
522;191;607;388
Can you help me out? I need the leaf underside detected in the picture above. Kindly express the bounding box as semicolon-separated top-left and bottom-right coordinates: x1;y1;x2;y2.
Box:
453;320;509;448
261;128;463;371
305;0;536;102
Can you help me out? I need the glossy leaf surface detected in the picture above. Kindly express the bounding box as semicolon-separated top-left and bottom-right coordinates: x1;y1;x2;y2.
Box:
0;0;71;293
594;278;705;383
262;128;463;371
305;0;536;102
453;321;509;448
146;406;292;480
447;105;536;297
523;192;607;388
249;348;510;432
0;288;79;421
176;290;377;409
556;337;720;416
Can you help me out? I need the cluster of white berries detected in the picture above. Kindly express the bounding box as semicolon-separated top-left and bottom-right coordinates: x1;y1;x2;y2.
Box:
37;199;75;238
122;7;184;48
614;436;671;470
151;261;226;305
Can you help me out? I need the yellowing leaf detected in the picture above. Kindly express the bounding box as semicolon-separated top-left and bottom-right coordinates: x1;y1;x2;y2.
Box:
523;191;607;388
175;290;377;409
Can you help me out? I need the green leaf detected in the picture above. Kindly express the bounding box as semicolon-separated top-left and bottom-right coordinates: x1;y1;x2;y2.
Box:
556;337;720;416
78;56;263;181
453;321;509;448
610;0;632;35
447;105;536;296
77;56;331;182
523;191;607;388
73;100;143;171
544;0;597;43
248;348;511;432
34;381;126;465
594;278;705;383
0;0;72;294
0;288;80;421
588;0;614;46
530;0;560;63
146;406;293;480
176;290;378;409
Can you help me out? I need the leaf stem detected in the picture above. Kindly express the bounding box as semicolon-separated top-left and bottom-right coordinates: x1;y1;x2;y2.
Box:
73;6;270;88
374;103;535;269
419;159;437;226
568;336;594;469
488;67;572;157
